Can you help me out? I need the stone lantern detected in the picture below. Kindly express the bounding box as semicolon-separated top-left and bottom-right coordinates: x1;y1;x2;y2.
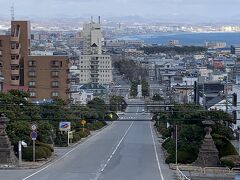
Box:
0;114;17;165
193;120;220;167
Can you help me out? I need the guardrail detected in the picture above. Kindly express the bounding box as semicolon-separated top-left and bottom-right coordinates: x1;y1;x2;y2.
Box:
173;165;234;180
203;167;230;174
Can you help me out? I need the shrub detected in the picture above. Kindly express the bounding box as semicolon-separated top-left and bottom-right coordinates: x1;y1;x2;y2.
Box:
36;141;54;152
220;155;239;168
177;151;196;164
72;132;81;143
54;133;68;147
87;121;106;131
22;146;49;161
166;154;175;164
41;146;52;158
213;134;238;158
220;157;235;168
162;138;175;155
79;130;90;138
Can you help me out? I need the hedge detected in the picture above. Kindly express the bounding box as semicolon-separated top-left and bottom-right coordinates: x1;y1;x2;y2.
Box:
36;141;54;152
22;146;52;161
212;134;238;158
220;155;240;168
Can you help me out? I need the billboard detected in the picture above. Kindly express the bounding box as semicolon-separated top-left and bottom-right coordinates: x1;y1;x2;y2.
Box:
59;122;71;131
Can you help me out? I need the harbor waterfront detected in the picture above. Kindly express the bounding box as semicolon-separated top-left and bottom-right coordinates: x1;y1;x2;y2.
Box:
117;32;240;46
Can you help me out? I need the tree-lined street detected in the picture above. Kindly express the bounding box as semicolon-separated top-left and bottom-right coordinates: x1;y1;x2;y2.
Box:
0;99;174;180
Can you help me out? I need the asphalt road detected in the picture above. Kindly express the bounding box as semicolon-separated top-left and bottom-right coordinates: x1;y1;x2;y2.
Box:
0;99;175;180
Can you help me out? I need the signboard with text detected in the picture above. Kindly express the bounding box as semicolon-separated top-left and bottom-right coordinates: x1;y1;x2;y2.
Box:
59;122;71;131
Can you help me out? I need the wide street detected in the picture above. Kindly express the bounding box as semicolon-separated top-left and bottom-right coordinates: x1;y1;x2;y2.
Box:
0;99;175;180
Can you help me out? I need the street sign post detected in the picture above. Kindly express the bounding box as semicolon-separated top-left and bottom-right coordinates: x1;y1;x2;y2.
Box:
30;131;37;162
31;124;37;131
59;122;71;146
81;120;86;132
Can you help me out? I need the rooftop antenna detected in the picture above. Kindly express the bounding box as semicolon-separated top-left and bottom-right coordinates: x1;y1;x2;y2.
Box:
11;3;15;21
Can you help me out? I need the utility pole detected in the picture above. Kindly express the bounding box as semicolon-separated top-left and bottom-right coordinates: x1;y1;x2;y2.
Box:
185;81;187;104
175;124;178;165
226;75;228;113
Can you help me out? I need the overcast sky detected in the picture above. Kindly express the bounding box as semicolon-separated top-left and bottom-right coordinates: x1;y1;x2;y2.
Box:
0;0;240;23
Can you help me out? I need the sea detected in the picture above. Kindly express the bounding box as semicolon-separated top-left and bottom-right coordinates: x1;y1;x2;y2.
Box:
117;32;240;46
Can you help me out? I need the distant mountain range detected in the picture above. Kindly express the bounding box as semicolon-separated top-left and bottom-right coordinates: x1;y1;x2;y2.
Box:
1;15;240;28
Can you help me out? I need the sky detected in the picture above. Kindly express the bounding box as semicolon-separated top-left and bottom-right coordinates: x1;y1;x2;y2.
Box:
0;0;240;23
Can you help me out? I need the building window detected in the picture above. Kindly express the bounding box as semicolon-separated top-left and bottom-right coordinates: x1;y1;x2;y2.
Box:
29;91;36;97
28;81;36;87
0;40;2;47
51;60;62;67
51;81;59;87
51;71;59;77
29;60;36;67
28;71;36;77
52;91;59;97
0;50;2;56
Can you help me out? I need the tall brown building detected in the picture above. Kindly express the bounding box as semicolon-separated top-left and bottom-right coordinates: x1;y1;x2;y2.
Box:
0;21;70;100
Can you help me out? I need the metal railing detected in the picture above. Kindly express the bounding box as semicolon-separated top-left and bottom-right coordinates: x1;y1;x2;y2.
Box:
176;166;191;180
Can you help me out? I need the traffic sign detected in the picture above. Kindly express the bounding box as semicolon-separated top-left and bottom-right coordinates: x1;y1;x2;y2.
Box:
59;122;71;131
81;120;86;125
31;124;37;131
30;131;37;140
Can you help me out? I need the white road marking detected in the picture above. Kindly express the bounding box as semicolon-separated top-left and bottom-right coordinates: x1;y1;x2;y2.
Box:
150;122;165;180
22;124;112;180
99;121;134;173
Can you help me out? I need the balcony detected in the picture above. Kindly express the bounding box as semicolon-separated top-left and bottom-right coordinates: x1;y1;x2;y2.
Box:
90;65;99;70
11;44;21;55
90;77;99;82
11;79;20;86
11;59;20;65
10;36;19;42
11;56;20;65
90;70;99;75
11;69;20;75
11;29;20;42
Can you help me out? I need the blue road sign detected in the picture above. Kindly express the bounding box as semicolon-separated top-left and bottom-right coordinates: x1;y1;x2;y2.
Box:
30;131;37;140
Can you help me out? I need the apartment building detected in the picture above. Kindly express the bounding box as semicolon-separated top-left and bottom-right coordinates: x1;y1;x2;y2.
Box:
78;17;113;85
27;56;70;100
0;21;70;100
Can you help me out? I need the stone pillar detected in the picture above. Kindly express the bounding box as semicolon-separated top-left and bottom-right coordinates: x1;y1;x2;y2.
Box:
0;114;17;165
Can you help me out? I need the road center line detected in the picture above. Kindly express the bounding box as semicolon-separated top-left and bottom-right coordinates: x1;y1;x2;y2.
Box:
22;123;112;180
100;121;134;173
150;122;165;180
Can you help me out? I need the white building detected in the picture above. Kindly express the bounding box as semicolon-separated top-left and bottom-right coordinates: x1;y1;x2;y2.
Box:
78;17;113;85
82;17;102;55
79;54;112;84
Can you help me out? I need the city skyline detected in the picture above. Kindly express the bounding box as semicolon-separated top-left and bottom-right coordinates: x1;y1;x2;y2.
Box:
0;0;240;23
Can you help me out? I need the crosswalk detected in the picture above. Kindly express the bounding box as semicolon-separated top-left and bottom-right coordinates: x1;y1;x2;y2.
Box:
119;116;137;120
